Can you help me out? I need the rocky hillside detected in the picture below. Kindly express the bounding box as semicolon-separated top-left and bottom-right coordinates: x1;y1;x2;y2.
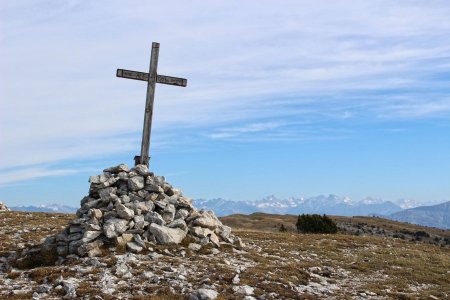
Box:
1;210;449;299
388;201;450;229
221;213;450;247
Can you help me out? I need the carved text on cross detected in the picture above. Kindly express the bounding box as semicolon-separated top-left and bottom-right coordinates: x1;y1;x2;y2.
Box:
117;42;187;167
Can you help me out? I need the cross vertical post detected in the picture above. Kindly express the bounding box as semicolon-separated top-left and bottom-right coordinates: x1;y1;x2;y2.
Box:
138;42;160;166
117;42;187;168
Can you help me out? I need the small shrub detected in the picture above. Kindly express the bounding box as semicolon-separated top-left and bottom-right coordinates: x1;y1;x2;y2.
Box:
296;214;338;234
415;230;430;238
279;224;287;232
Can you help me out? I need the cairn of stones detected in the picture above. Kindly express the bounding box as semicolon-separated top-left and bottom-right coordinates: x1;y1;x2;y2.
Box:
33;164;240;261
0;202;10;212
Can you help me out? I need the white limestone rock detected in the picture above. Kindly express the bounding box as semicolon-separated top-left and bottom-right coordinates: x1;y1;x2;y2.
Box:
148;223;186;244
115;203;134;220
103;218;128;238
190;289;218;300
128;176;145;191
162;204;176;223
145;211;165;226
134;164;150;176
126;242;143;253
103;164;129;174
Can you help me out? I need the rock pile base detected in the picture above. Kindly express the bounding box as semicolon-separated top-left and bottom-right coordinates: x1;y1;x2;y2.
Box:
14;164;241;267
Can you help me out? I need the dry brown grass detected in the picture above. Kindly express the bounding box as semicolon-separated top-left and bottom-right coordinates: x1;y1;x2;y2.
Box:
220;212;450;237
235;229;450;298
1;211;449;299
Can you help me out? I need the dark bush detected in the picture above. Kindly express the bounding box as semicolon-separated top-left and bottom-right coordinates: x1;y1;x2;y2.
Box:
279;224;288;232
296;214;338;234
414;230;430;238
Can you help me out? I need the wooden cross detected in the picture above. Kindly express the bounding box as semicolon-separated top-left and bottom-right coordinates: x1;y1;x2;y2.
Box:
117;42;187;167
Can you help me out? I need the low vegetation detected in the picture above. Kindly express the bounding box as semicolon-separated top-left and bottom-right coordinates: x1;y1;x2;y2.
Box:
296;214;338;234
0;211;449;299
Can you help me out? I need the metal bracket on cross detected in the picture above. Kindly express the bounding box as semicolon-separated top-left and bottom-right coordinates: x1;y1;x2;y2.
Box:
117;42;187;167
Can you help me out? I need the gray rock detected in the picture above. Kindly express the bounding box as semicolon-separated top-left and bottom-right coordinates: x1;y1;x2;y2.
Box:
155;200;167;210
134;164;149;176
98;187;117;202
83;230;101;241
133;234;146;248
190;288;218;300
188;243;202;251
145;211;166;226
99;270;116;294
128;176;145;191
193;215;219;229
190;226;214;238
234;236;244;248
36;284;52;294
232;274;240;284
61;279;78;298
209;232;220;247
117;171;129;180
137;189;149;199
103;164;129;174
215;225;232;240
178;197;194;209
77;239;104;257
57;245;69;256
100;176;119;188
144;183;161;193
133;215;146;230
155;175;165;185
164;184;175;196
162;204;176;223
129;200;153;214
166;195;179;205
116;203;134;220
116;183;129;196
69;225;82;233
126;242;143;253
81;198;101;210
175;209;189;220
232;285;254;295
82;223;101;232
120;195;131;203
148;223;186;244
89;173;109;184
68;240;84;254
89;208;103;220
128;193;143;202
167;218;187;231
56;232;69;242
103;218;128;238
68;233;83;241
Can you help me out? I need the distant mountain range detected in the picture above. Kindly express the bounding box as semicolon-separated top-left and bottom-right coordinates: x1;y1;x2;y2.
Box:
193;195;403;217
388;201;450;229
10;203;77;213
5;196;449;229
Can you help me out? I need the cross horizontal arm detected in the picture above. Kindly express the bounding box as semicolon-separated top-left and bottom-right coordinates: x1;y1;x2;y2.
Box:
117;69;187;87
117;69;148;81
156;74;187;87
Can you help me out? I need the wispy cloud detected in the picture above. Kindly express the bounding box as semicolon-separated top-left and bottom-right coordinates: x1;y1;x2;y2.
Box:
0;166;78;186
1;0;450;184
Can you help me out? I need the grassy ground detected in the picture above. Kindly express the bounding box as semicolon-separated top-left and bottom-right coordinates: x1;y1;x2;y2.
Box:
1;211;449;299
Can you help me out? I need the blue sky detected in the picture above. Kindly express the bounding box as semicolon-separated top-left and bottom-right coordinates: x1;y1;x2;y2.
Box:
1;0;450;207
